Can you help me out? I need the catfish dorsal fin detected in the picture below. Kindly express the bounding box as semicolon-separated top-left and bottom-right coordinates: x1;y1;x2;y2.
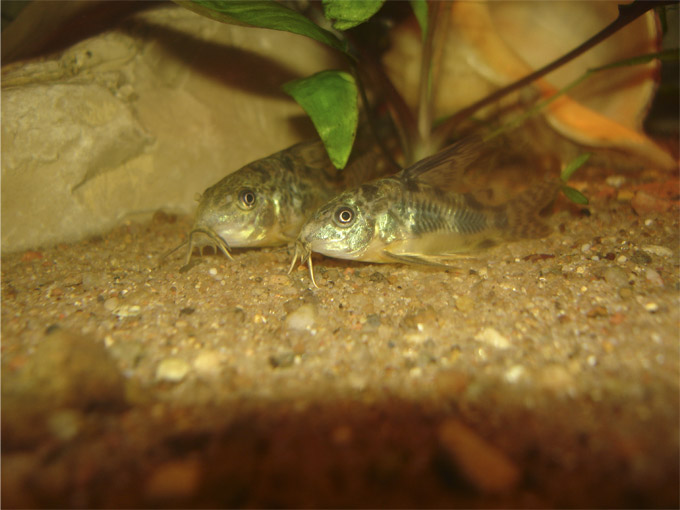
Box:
402;136;483;190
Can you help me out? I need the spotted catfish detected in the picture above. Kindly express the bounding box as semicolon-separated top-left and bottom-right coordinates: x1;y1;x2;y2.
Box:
290;136;561;286
164;124;398;266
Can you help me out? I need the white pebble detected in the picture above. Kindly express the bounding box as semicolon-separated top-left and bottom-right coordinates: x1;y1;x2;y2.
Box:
285;304;317;331
605;175;626;188
103;297;119;311
504;365;526;383
645;268;664;287
113;304;141;318
209;267;218;276
642;245;673;257
156;358;190;382
474;327;511;349
643;302;659;313
617;255;627;263
193;350;221;376
581;243;591;253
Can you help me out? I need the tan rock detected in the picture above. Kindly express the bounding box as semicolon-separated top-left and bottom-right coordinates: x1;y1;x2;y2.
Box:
1;5;339;253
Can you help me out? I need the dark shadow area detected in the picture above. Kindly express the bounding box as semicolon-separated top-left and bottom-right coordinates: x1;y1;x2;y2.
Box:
3;394;678;509
118;16;341;101
1;1;154;63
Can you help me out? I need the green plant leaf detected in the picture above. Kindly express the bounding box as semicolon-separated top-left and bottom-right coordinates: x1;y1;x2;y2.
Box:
176;0;347;54
283;70;359;169
322;0;385;30
410;0;428;41
561;153;591;182
561;185;589;205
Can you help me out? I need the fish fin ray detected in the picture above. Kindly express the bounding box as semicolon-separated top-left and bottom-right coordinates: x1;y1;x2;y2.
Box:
503;179;560;239
403;136;483;190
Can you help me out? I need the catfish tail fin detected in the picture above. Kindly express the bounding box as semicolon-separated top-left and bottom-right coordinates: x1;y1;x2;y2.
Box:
502;179;561;240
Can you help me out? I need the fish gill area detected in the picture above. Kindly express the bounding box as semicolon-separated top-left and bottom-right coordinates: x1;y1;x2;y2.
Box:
2;2;679;508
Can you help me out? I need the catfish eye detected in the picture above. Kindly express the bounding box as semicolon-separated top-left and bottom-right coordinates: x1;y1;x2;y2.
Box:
239;189;256;209
334;206;355;227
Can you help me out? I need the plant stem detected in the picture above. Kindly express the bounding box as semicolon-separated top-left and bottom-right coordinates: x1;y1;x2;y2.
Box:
345;31;417;165
431;0;674;147
413;1;450;162
350;62;401;171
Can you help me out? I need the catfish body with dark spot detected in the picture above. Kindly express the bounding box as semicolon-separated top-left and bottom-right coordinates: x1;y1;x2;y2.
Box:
291;136;561;283
172;123;397;264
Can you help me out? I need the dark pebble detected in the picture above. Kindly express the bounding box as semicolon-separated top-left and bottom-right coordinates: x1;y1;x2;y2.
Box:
369;271;388;283
630;250;652;265
269;351;295;368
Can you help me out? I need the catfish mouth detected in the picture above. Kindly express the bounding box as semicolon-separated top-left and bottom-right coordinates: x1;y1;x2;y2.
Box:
160;226;233;267
288;240;318;288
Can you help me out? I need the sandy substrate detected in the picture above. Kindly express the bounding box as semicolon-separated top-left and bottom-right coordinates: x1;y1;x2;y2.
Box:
2;162;679;508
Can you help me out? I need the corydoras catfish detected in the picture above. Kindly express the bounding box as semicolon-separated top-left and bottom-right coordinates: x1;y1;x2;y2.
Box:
290;137;562;286
164;124;398;266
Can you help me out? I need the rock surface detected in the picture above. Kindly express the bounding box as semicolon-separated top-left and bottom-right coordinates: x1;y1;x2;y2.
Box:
1;4;338;253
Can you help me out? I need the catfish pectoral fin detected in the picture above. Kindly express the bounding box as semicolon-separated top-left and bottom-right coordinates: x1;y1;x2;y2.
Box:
381;250;467;268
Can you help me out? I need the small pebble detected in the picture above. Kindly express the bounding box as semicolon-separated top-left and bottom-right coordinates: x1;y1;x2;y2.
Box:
474;327;510;349
642;245;673;258
455;296;475;313
581;243;591;253
269;351;295;368
21;250;43;262
587;306;608;318
369;271;388;283
605;175;626;188
630;250;652;265
617;255;627;263
62;273;83;287
103;297;119;311
364;314;381;330
645;268;664;287
616;189;634;202
619;287;633;299
156;358;190;382
438;419;520;493
285;304;317;331
113;304;142;318
208;268;218;276
268;274;291;285
47;410;82;441
82;271;108;291
603;267;628;287
145;459;201;500
631;190;671;215
193;350;221;376
538;364;574;392
504;365;526;383
643;302;660;313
